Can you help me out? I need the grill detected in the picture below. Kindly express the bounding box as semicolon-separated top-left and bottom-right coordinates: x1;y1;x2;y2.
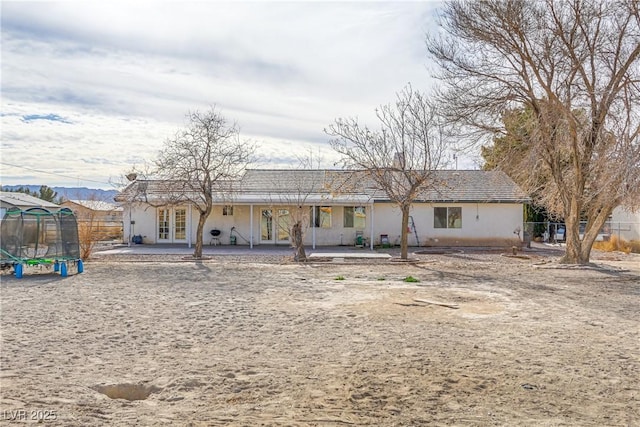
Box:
209;229;221;245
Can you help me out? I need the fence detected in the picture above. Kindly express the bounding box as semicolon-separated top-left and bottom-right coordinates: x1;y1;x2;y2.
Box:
76;220;124;243
523;221;640;244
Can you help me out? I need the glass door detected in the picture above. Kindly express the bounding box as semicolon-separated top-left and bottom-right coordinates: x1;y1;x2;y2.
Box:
276;209;290;244
157;208;170;242
173;208;187;242
260;209;274;243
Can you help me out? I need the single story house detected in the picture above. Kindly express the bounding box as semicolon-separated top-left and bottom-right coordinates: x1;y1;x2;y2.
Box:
0;191;59;218
115;169;529;249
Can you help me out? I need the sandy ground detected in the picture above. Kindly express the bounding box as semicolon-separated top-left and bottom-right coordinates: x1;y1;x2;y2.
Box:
1;248;639;426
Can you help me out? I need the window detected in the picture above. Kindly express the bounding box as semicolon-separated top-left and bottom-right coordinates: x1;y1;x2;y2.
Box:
311;206;332;228
344;206;366;228
434;207;462;229
223;205;234;216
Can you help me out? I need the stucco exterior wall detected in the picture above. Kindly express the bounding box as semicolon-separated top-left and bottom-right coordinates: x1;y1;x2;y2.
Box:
203;205;373;247
371;202;523;247
124;201;524;248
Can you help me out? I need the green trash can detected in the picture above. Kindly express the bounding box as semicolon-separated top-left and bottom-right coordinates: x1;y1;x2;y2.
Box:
230;235;237;245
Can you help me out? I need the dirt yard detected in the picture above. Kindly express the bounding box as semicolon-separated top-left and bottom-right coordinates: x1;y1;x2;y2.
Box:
1;249;638;426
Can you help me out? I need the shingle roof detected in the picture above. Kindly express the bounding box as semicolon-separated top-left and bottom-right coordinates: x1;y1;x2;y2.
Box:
115;169;529;204
0;191;60;209
242;169;528;203
418;170;529;203
64;200;123;212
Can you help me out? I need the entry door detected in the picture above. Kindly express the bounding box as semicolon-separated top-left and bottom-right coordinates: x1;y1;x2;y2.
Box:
276;209;290;244
157;207;187;243
173;208;187;243
260;208;291;244
260;209;274;243
157;208;171;243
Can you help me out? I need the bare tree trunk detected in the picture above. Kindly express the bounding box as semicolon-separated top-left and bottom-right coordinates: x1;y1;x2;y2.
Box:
194;210;208;259
561;203;612;264
562;218;583;264
291;221;306;262
400;204;410;259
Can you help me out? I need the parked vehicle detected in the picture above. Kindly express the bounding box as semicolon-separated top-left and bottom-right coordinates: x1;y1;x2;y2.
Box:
555;223;610;242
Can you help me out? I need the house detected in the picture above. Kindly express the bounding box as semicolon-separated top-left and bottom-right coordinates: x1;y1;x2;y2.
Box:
115;169;529;248
60;200;124;241
0;191;59;218
611;206;640;241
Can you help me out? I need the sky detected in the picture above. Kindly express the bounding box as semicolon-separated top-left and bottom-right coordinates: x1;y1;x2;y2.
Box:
1;1;463;190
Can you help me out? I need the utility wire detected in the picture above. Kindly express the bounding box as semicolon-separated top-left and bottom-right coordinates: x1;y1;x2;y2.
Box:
0;161;112;185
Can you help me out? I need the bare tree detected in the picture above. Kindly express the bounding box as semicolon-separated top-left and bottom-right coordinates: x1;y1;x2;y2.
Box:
326;85;449;259
428;0;640;264
155;108;255;259
265;154;327;262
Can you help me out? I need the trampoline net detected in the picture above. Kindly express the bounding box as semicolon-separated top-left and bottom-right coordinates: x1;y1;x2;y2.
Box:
1;207;80;261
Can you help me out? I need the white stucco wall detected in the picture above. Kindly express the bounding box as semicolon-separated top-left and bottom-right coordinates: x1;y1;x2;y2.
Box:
203;205;373;247
125;201;524;247
371;202;523;247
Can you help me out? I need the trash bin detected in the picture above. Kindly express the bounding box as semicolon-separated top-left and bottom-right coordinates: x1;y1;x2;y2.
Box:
523;231;532;249
230;235;237;245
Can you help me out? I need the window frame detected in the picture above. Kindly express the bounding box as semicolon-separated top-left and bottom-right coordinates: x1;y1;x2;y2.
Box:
434;206;462;229
311;206;332;228
343;206;366;228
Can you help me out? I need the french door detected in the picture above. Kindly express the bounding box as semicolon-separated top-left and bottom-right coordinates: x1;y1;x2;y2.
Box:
157;207;187;243
260;208;291;244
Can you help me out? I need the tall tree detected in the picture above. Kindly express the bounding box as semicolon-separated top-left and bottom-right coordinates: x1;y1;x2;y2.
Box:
428;0;640;264
1;185;60;204
38;185;59;203
326;86;449;259
154;108;255;259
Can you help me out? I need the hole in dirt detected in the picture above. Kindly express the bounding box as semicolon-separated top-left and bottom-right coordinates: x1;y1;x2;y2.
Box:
92;383;161;401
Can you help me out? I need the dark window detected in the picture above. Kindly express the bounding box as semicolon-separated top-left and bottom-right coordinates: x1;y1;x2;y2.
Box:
344;206;366;228
310;206;332;228
434;207;462;229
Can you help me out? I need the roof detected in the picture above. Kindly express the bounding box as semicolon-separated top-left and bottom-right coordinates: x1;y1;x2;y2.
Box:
242;169;529;203
115;169;529;205
0;191;60;209
63;200;123;212
418;170;529;203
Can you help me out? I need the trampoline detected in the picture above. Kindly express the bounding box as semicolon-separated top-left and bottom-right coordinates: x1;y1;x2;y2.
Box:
1;207;83;278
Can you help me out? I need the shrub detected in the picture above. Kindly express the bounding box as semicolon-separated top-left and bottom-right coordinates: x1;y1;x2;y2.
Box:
592;235;639;254
403;276;420;283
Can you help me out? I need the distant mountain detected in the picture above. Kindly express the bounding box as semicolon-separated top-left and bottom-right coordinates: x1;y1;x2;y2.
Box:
1;185;119;202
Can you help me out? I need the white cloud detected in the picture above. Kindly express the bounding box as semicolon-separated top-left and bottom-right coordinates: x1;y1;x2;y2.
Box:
1;1;443;189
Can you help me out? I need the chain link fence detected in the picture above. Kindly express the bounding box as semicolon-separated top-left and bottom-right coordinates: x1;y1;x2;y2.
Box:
523;221;640;246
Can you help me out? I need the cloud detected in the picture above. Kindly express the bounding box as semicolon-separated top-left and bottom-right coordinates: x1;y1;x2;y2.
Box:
0;1;443;188
21;113;72;124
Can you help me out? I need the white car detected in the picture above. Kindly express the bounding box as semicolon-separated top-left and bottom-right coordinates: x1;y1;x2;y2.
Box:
555;224;610;242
